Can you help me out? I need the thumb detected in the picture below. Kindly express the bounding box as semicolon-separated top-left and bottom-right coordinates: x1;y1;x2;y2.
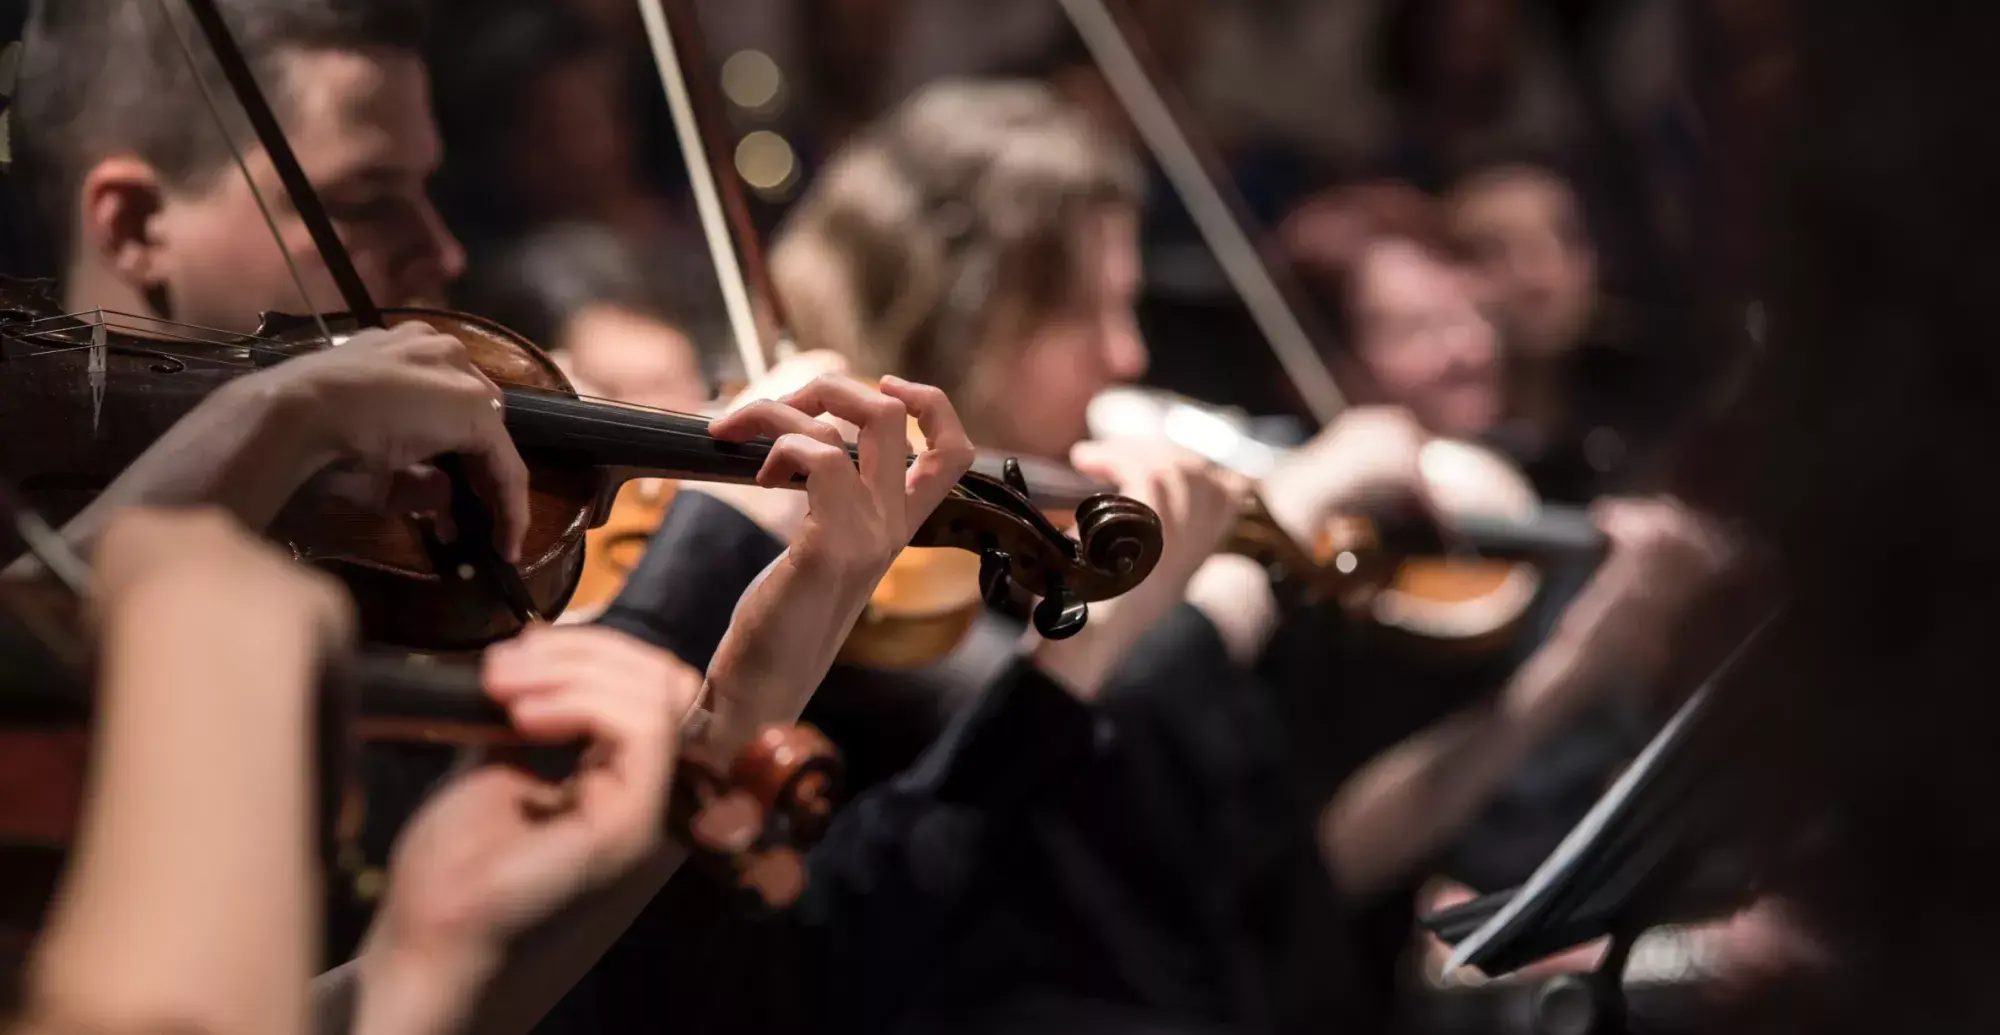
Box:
1068;440;1114;478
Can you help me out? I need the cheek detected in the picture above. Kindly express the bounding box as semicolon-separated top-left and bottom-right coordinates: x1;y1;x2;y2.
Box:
1363;347;1434;401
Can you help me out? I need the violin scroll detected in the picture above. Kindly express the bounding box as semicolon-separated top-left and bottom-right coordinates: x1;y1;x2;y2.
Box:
672;724;841;909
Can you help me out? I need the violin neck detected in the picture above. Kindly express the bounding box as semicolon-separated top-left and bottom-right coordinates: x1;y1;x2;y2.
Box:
501;389;773;483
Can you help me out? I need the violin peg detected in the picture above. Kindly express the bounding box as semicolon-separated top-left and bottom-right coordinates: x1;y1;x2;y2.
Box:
1001;457;1031;497
1032;590;1089;641
978;550;1017;612
743;849;807;910
689;789;764;854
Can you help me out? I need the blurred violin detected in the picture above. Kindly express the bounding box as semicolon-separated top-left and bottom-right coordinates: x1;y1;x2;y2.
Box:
0;483;840;923
1088;386;1606;652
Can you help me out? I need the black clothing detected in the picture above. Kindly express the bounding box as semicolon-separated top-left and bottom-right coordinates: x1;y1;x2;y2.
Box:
329;492;788;965
542;603;1353;1035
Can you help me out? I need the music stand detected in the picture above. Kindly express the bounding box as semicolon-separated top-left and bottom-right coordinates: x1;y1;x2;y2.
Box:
1421;616;1779;1035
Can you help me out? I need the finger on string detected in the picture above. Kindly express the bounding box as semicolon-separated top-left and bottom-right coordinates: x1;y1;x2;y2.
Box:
1068;439;1124;482
505;680;653;757
709;398;846;451
484;629;690;711
776;376;908;504
878;376;972;519
484;644;668;718
760;435;864;524
509;692;673;823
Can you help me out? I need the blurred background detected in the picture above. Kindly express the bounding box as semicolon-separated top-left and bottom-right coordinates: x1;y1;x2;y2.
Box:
0;0;1781;441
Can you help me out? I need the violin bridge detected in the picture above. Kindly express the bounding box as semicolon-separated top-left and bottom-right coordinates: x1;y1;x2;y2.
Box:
89;312;106;436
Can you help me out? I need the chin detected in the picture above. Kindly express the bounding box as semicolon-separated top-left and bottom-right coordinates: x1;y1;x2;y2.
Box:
1436;399;1502;439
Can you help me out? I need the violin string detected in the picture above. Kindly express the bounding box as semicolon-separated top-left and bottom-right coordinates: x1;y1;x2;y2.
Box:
8;309;811;460
155;0;338;350
10;312;1014;492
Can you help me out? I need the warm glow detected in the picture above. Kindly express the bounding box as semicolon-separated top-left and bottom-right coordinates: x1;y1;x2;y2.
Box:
735;130;799;197
721;49;784;114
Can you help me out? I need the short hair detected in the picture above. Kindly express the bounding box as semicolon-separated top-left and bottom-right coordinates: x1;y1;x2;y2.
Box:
769;79;1144;416
1277;180;1457;335
11;0;427;267
458;221;717;388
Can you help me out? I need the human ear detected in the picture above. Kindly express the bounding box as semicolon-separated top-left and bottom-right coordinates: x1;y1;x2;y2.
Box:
77;156;170;295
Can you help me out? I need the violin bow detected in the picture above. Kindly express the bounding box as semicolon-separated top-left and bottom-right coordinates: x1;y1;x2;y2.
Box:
156;0;541;625
1054;0;1348;425
634;0;787;381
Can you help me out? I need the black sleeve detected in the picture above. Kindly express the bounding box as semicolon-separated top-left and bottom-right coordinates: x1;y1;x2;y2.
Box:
1098;601;1239;708
592;491;784;669
802;605;1232;937
798;658;1098;1006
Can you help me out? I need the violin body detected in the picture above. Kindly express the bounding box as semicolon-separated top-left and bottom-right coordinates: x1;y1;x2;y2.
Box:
565;479;680;620
257;308;607;648
0;282;608;648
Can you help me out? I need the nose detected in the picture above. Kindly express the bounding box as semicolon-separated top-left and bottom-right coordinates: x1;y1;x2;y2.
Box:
407;198;467;296
1443;307;1499;372
1104;316;1149;382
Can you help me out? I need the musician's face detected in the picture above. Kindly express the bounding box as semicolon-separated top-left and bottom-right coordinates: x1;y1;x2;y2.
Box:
83;47;464;332
1351;237;1501;437
990;206;1148;459
1449;167;1596;359
557;304;708;414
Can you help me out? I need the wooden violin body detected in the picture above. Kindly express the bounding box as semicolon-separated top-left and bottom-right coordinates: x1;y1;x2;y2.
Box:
0;278;1166;652
566;479;679;619
1228;439;1562;655
0;570;845;921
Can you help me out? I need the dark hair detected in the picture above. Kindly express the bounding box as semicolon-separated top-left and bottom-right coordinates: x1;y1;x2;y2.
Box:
11;0;426;268
1696;3;2000;1032
457;222;716;386
1278;180;1457;334
422;2;610;248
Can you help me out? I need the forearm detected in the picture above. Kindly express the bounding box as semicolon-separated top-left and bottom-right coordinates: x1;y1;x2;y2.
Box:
44;378;326;561
1322;628;1596;897
345;847;686;1035
1182;554;1281;668
28;590;320;1035
699;550;873;757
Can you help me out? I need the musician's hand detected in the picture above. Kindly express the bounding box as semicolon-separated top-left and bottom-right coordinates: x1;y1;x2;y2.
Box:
1071;438;1249;574
711;372;973;585
271;321;530;562
93;506;353;653
357;625;700;1035
1261;405;1428;544
680;350;855;544
23;508;350;1035
701;374;973;752
1524;496;1738;714
1036;439;1252;698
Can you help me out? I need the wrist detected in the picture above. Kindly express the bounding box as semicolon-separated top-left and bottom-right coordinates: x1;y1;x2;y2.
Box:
1185;554;1279;666
239;365;344;476
354;934;499;1035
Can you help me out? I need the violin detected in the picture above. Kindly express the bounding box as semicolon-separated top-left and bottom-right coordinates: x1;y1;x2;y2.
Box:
0;277;1164;651
1088;386;1608;653
0;488;841;924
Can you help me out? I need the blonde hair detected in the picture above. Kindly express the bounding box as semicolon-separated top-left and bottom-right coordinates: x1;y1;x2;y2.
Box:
771;80;1143;431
